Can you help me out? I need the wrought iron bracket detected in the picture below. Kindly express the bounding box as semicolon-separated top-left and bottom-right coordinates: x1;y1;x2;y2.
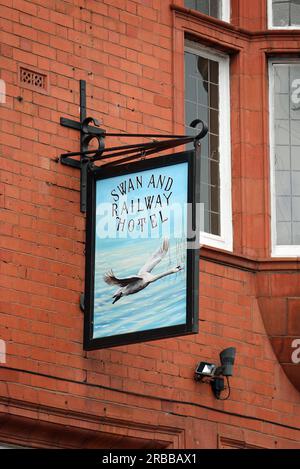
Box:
60;80;105;212
59;80;208;213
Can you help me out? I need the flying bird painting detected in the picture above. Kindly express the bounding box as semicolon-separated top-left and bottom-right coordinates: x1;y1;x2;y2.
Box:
86;159;196;345
104;238;183;304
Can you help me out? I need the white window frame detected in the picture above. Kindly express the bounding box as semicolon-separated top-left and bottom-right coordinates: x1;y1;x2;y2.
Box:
186;0;231;22
185;42;233;252
268;0;300;29
269;58;300;257
222;0;231;22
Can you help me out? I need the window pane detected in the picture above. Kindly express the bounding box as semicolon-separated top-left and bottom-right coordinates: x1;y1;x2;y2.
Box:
198;0;210;16
272;0;300;27
197;104;209;123
277;222;292;244
209;108;219;135
210;212;220;235
186;101;197;125
185;76;197;102
291;146;300;169
277;196;292;221
199;82;209;107
185;50;221;236
275;120;290;145
292;197;300;220
185;0;197;9
291;120;300;144
210;60;219;84
209;0;220;18
210;134;219;161
275;94;289;119
276;171;291;195
292;172;300;194
291;0;300;25
275;146;290;170
293;222;300;243
289;63;300;85
273;1;290;26
272;62;300;246
197;56;209;81
210;83;219;109
185;0;222;19
274;65;289;92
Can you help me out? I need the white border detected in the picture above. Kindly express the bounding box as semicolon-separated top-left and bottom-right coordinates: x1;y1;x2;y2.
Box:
222;0;231;22
185;42;233;252
268;0;300;29
269;59;300;257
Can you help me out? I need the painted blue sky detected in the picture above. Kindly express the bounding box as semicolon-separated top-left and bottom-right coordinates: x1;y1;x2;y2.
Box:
95;162;188;248
93;162;188;339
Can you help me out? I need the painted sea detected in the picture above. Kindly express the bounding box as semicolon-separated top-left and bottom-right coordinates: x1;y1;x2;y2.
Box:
93;237;187;339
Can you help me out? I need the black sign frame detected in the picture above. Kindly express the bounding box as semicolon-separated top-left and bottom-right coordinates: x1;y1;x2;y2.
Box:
83;149;200;350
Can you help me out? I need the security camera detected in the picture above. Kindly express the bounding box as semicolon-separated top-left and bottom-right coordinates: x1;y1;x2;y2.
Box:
194;347;237;400
219;347;236;377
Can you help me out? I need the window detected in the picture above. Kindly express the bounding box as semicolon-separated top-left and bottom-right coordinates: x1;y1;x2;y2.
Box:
185;41;232;251
185;0;230;21
268;0;300;28
269;60;300;256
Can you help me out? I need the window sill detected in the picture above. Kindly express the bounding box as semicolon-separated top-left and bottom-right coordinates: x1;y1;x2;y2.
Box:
268;25;300;30
271;246;300;258
200;245;300;270
201;231;233;253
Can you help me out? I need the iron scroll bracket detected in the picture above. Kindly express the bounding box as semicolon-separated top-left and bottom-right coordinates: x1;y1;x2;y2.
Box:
59;80;208;213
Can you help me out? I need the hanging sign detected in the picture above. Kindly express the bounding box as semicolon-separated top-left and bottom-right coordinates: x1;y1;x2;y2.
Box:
83;150;200;350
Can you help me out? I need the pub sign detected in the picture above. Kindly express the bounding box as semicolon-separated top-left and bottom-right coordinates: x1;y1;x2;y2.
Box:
83;150;200;350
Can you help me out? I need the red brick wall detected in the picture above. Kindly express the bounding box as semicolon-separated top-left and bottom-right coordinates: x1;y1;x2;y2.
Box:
0;0;300;448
